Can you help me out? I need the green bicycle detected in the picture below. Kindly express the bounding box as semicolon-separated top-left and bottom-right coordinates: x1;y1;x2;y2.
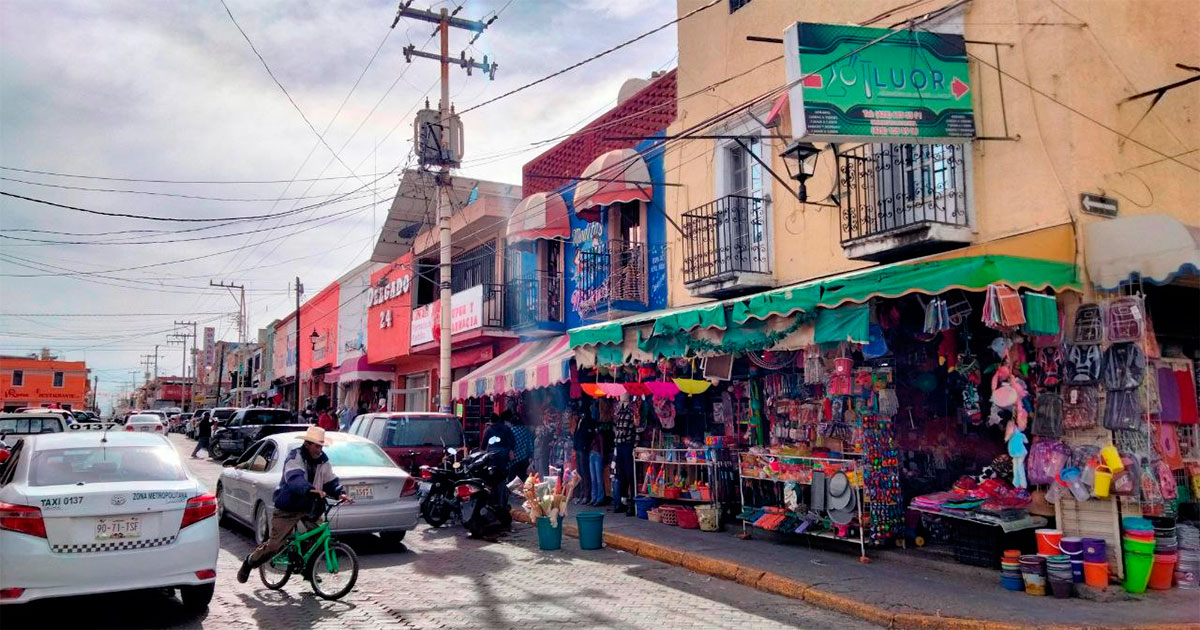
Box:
258;499;359;600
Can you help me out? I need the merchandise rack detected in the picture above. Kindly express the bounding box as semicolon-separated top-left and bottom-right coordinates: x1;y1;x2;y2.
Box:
634;447;721;505
737;453;868;561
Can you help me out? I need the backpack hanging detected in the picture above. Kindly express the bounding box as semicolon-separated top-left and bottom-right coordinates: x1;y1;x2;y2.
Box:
1062;386;1098;430
1027;439;1071;486
1032;392;1064;438
1064;343;1102;385
1038;345;1064;388
1106;296;1146;344
1072;303;1104;345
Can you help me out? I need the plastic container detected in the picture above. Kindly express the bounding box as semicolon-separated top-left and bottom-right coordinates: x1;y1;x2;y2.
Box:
1071;560;1084;583
536;516;564;551
1123;550;1154;594
1022;572;1047;596
576;512;604;550
1083;538;1107;563
1001;575;1025;591
695;504;721;532
1083;561;1109;588
1100;445;1124;473
1123;537;1156;555
634;497;657;519
1036;529;1063;555
1092;465;1112;498
1149;553;1177;590
1049;577;1073;599
676;507;700;529
659;504;678;526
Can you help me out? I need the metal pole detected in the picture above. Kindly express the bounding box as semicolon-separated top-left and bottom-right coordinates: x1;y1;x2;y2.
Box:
437;7;453;413
295;277;302;415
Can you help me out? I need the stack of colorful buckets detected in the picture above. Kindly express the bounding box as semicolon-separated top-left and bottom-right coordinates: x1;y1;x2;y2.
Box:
1002;531;1112;597
1000;550;1023;591
1123;517;1156;593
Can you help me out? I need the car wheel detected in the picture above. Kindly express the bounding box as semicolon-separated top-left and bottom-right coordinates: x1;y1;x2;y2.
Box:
209;442;225;461
254;502;270;546
379;531;406;547
179;582;214;612
216;484;229;527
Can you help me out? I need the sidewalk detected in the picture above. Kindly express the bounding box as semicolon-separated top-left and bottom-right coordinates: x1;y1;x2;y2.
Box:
514;504;1199;630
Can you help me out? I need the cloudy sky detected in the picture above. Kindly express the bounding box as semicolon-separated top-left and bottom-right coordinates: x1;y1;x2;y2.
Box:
0;0;677;411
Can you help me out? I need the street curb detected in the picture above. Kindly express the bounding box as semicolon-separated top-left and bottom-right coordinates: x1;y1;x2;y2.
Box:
510;508;1200;630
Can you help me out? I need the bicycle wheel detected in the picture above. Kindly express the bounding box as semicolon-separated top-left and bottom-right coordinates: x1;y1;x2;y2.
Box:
258;552;293;590
309;542;358;600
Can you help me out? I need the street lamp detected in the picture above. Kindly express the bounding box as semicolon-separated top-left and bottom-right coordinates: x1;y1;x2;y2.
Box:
780;141;821;202
309;329;320;350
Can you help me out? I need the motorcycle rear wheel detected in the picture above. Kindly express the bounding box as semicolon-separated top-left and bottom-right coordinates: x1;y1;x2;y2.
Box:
421;495;453;528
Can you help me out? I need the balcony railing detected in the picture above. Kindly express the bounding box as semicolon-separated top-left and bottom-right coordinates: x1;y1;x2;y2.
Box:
506;272;563;329
681;194;769;285
577;240;647;316
481;283;507;328
837;143;969;244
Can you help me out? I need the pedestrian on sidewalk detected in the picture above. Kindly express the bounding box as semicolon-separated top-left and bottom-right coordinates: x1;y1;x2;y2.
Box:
572;409;593;504
612;395;637;515
191;412;212;459
508;413;533;482
588;427;610;506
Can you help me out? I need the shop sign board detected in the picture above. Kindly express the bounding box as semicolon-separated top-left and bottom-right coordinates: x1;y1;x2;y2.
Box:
1080;193;1118;218
784;22;975;142
203;327;216;367
410;285;485;346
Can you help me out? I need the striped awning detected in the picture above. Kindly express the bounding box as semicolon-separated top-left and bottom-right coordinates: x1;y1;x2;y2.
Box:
573;148;653;221
507;192;570;244
453;335;572;400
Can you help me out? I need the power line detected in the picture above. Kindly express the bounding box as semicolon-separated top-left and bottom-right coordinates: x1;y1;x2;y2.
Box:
0;312;230;317
0;175;389;203
458;0;718;115
0;165;396;185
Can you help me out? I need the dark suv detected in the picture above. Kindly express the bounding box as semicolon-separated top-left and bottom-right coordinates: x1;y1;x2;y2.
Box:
210;408;306;460
348;412;464;473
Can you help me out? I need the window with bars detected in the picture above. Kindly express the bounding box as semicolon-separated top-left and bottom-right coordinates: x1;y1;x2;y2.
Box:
451;240;497;294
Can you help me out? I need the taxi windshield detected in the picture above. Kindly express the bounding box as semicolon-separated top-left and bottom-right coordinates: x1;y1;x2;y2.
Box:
30;446;188;486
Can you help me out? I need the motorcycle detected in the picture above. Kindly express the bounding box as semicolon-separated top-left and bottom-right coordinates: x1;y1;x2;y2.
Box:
455;437;513;538
417;447;466;528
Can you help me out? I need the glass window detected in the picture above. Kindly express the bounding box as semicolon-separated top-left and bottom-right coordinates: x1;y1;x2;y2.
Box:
11;371;23;387
285;440;394;468
404;374;429;412
383;416;462;448
258;440;279;469
366;418;387;444
451;240;497;293
53;372;64;388
240;409;294;425
31;446;188;486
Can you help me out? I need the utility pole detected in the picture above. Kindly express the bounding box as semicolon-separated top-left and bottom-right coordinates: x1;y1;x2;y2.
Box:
176;320;197;410
215;343;226;407
294;277;303;415
92;375;99;412
392;1;497;412
211;280;247;407
167;332;188;410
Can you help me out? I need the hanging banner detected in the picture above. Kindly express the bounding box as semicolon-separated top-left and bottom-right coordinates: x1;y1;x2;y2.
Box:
410;285;485;347
783;22;975;142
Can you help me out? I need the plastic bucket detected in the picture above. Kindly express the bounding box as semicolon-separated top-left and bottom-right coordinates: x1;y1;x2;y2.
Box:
536;516;564;551
1100;445;1124;473
1149;554;1177;590
1123;550;1154;594
1083;561;1109;588
1049;577;1073;599
634;497;656;519
1082;538;1107;562
1036;529;1063;555
1022;572;1046;596
1071;560;1084;583
576;512;605;550
1123;537;1155;554
1001;575;1025;592
1092;466;1112;498
1059;537;1083;555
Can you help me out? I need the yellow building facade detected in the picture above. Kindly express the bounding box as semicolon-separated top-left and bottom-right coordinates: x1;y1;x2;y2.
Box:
666;0;1198;306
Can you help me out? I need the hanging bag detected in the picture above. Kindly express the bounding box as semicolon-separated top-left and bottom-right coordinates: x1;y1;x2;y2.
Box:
1062;386;1098;430
1071;303;1104;345
1032;392;1064;438
1064;343;1102;386
1105;296;1145;344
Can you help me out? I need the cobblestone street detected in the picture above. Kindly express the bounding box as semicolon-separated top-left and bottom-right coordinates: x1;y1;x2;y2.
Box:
1;434;879;630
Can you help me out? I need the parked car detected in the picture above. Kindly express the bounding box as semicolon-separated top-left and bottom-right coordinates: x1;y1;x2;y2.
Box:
16;409;74;426
0;413;68;440
0;431;218;609
347;412;464;474
209;408;305;460
216;432;418;547
209;407;239;427
170;412;192;434
125;414;166;434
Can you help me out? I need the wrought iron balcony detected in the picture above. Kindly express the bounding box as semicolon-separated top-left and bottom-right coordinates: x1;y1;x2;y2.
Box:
681;194;770;286
481;283;507;328
506;272;563;330
837;143;970;257
577;240;647;317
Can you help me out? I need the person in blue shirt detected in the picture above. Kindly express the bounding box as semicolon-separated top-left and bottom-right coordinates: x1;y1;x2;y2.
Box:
237;426;351;583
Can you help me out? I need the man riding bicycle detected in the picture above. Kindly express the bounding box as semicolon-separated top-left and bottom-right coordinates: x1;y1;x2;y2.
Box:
237;426;353;583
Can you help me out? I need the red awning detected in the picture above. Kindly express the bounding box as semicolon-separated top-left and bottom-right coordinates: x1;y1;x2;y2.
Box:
573;148;653;221
507;192;569;243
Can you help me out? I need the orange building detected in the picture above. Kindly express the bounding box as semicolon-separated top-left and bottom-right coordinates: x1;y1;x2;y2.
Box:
0;356;90;411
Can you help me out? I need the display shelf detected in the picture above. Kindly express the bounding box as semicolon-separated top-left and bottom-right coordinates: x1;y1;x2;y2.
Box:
641;495;711;503
635;447;722;506
637;460;711;466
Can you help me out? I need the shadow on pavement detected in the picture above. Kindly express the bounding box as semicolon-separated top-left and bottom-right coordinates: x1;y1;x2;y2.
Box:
0;589;206;630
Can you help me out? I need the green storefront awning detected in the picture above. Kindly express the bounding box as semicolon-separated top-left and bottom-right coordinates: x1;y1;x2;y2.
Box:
733;255;1079;323
569;255;1079;350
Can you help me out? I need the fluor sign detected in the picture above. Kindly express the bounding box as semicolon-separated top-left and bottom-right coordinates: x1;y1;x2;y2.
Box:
784;22;975;142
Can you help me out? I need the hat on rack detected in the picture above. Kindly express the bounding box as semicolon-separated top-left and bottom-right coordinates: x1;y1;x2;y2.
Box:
826;471;857;525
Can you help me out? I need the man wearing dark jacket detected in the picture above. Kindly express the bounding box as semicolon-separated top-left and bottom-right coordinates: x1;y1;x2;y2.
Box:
190;412;212;459
237;426;350;583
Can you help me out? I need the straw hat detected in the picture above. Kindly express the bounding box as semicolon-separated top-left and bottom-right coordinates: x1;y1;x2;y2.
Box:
302;426;332;446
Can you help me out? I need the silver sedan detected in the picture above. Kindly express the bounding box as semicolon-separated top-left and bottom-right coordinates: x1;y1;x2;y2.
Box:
215;432;420;547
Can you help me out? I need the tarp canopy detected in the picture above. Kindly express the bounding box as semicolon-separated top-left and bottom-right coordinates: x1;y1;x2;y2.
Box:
453;335;572;400
1085;214;1200;290
569;255;1079;350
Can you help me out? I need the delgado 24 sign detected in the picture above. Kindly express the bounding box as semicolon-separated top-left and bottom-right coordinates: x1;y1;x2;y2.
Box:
784;22;975;142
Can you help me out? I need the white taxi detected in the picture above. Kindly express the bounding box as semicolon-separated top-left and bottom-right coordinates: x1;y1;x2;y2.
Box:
0;430;219;609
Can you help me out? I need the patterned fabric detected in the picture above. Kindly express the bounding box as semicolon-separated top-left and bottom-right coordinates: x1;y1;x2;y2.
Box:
511;424;535;461
613;402;637;445
53;535;176;554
